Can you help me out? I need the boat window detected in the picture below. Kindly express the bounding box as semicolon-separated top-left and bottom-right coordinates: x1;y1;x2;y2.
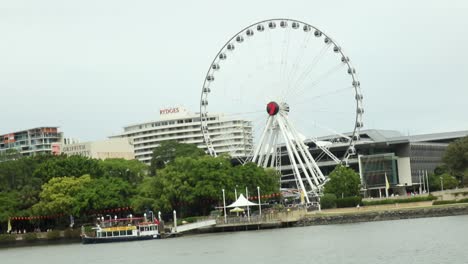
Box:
145;227;149;231
107;232;112;237
113;231;119;237
140;227;144;232
120;230;126;236
97;232;101;238
126;230;132;235
102;232;107;237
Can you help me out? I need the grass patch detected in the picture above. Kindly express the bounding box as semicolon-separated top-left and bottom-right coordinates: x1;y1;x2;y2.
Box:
454;192;468;197
0;234;16;242
433;200;457;205
434;198;468;205
363;195;437;206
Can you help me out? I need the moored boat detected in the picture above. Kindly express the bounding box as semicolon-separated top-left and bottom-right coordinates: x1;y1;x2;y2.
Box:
81;216;160;244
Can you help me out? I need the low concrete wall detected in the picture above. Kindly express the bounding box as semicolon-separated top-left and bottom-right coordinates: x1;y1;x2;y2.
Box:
295;203;468;226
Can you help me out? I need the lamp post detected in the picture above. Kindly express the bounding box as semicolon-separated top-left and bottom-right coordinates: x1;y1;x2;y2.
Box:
426;170;430;194
246;187;250;222
148;211;154;222
234;186;239;216
257;186;262;218
222;189;227;224
173;210;177;233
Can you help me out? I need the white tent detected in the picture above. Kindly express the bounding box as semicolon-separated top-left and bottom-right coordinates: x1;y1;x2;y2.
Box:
227;193;258;208
229;207;245;213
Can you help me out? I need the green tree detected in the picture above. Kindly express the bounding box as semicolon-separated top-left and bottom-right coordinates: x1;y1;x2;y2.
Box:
0;149;21;162
133;155;280;217
33;175;93;216
324;165;361;198
0;156;46;191
150;141;205;175
443;136;468;184
99;158;147;185
429;173;459;191
33;155;103;181
75;177;133;212
0;191;21;222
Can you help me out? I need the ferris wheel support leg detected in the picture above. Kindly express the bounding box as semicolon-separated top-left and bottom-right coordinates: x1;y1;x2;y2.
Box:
276;117;312;203
261;125;277;168
299;141;326;183
286;120;327;182
309;138;341;164
268;129;280;168
259;123;274;167
277;116;318;193
252;116;273;164
283;117;322;186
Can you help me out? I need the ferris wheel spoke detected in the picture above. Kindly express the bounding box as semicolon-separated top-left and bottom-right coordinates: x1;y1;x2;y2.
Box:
287;61;345;101
282;32;313;99
289;86;354;106
284;42;331;99
280;28;292;94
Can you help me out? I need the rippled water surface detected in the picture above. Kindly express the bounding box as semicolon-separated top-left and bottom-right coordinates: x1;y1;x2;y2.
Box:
2;215;467;264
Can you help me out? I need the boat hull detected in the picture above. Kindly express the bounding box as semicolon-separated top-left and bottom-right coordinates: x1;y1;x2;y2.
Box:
82;235;157;244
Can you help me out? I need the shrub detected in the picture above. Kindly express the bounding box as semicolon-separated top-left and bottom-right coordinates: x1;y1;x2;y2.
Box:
457;198;468;203
363;195;436;206
0;234;16;242
320;193;337;209
453;191;468;197
336;196;362;208
46;230;61;240
23;233;38;241
433;200;457;205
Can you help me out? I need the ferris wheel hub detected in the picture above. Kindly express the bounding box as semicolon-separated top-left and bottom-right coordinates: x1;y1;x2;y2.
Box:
266;101;290;116
266;101;280;116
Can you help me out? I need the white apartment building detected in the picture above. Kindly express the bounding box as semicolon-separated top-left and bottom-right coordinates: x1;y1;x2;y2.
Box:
56;138;134;160
111;107;253;165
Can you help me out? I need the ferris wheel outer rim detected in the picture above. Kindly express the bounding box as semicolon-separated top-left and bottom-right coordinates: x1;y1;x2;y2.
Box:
199;18;363;162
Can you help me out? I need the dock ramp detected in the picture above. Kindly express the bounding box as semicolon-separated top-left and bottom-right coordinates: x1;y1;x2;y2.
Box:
172;219;216;233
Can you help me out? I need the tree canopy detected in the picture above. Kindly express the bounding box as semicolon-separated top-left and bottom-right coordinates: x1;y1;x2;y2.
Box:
150;140;205;175
0;155;148;227
443;136;468;184
133;156;280;217
0;142;281;230
324;165;361;198
428;173;459;191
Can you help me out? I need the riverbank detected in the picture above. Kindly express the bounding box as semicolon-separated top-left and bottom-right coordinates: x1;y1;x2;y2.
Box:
296;203;468;226
0;230;81;248
3;202;468;247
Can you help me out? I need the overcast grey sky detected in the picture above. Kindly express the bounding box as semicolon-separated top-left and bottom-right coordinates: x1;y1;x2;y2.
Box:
1;0;467;141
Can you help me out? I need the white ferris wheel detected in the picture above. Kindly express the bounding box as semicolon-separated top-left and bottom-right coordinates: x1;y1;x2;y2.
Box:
200;19;363;203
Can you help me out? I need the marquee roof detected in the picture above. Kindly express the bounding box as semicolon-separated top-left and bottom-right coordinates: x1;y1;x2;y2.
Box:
227;194;258;208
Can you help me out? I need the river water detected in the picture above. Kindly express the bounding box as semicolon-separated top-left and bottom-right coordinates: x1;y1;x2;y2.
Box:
1;215;467;264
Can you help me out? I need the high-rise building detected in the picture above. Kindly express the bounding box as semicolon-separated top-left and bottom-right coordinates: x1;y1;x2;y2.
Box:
111;107;253;165
0;127;63;157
